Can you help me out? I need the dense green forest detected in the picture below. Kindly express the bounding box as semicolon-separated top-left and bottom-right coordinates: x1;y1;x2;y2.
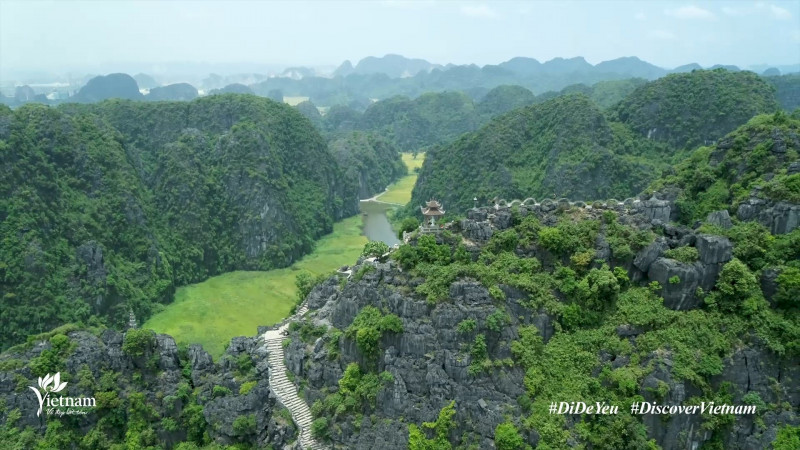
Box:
408;70;784;216
408;93;673;213
328;132;408;198
313;80;656;153
0;94;404;350
765;73;800;111
609;69;779;149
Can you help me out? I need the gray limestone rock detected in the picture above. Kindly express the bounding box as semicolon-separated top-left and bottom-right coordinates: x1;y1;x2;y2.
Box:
642;196;671;223
460;219;493;241
634;238;668;272
705;210;732;229
695;234;733;264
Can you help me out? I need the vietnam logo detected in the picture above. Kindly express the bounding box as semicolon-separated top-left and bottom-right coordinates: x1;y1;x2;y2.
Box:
28;372;95;417
29;373;68;417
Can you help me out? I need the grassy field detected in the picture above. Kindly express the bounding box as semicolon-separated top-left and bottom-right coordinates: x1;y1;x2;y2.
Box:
375;152;425;205
282;96;310;106
143;215;367;359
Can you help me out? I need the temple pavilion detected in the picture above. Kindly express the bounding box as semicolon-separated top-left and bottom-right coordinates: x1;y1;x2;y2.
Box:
420;199;445;229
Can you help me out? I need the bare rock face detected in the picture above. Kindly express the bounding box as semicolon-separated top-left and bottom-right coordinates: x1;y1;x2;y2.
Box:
695;234;733;264
633;238;669;272
737;199;800;234
645;235;732;310
706;210;732;229
460;218;493;241
641;196;671;223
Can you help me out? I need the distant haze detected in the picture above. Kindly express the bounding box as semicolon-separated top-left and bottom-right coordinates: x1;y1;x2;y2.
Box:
1;0;799;81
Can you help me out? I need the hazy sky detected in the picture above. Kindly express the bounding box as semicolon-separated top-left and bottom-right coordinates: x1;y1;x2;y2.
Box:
1;0;799;76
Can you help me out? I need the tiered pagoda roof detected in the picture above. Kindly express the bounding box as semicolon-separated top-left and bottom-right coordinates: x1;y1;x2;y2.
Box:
420;199;445;216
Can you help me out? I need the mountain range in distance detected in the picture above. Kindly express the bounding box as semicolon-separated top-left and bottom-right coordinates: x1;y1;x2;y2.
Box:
2;54;798;107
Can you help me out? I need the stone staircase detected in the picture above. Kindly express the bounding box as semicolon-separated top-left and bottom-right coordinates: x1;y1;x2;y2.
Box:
262;303;327;450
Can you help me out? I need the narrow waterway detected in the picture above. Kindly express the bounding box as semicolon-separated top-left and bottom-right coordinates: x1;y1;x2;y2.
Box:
359;199;401;246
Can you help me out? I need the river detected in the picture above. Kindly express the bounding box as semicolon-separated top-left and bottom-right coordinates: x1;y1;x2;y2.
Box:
359;199;401;246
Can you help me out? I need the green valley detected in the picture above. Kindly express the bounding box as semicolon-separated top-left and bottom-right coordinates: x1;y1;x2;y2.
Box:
143;215;367;358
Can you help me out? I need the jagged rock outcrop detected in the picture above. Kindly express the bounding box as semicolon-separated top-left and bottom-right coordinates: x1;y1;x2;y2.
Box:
706;210;732;229
292;266;553;449
737;198;800;234
0;330;296;448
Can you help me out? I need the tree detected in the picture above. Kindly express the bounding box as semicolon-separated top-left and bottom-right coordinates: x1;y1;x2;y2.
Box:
362;241;390;258
398;217;420;239
495;422;525;450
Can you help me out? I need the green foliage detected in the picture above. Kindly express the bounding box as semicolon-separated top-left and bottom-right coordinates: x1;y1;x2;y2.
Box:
705;258;762;314
122;329;156;358
468;334;489;375
488;285;505;301
362;241;390;258
232;414;256;436
485;230;519;254
295;272;330;302
408;94;673;214
345;306;403;359
313;363;393;420
669;276;681;285
456;319;477;334
289;320;328;344
650;113;799;224
477;85;536;117
486;308;510;332
494;422;525;450
398;217;420;239
775;267;800;308
212;385;231;398
773;425;800;450
311;417;330;440
663;246;700;263
29;333;73;377
538;228;570;255
358;92;479;152
393;235;452;270
611;69;779;149
329;131;406;197
352;264;376;282
408;400;457;450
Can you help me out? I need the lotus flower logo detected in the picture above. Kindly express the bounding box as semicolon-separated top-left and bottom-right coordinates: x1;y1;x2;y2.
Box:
29;373;68;417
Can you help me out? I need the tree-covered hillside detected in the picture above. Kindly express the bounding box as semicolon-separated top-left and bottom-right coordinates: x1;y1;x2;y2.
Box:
328;132;407;199
646;111;800;225
0;95;400;349
610;69;779;149
408;94;671;214
357;92;480;152
765;73;800;112
476;85;537;117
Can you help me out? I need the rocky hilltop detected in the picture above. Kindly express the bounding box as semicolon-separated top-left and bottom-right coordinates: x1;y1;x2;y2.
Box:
0;325;299;448
285;189;798;449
